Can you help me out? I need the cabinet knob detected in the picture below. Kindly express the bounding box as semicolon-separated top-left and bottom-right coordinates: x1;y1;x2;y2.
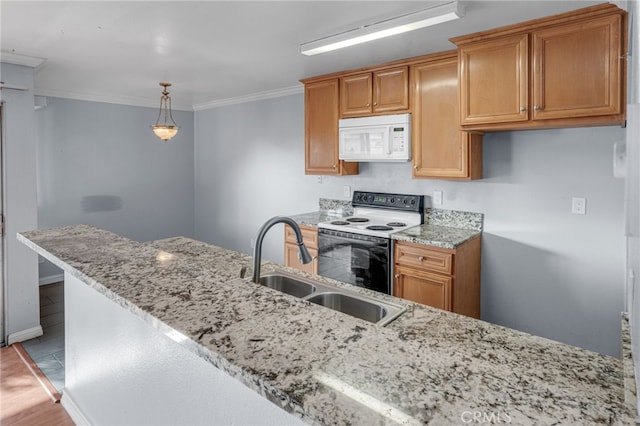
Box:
373;102;378;106
394;274;400;279
519;106;526;112
332;164;337;168
413;165;418;170
366;103;371;107
418;256;425;262
534;105;541;111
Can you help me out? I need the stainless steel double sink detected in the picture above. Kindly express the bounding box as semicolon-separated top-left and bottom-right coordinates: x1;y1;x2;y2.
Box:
259;271;405;326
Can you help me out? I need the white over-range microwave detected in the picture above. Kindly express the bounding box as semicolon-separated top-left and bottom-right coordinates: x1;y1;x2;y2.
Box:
338;113;411;162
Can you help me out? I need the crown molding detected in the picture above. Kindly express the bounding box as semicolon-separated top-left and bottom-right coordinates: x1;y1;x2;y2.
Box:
33;88;193;111
192;85;303;111
0;51;46;68
33;84;304;111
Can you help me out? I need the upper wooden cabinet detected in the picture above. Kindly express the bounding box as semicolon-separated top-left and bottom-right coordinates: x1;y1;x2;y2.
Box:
340;67;409;118
411;52;482;180
453;3;627;131
303;79;358;175
532;14;623;120
457;34;529;126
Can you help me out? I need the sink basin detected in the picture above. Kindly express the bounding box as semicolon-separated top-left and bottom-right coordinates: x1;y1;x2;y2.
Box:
257;270;406;326
307;292;386;324
306;292;404;326
259;273;315;298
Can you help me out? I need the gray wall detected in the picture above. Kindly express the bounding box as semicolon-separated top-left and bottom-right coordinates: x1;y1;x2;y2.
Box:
194;93;626;356
624;0;640;409
36;97;195;279
1;63;40;343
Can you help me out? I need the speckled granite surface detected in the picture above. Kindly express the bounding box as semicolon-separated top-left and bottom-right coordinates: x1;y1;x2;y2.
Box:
18;225;631;425
391;224;481;249
318;198;353;216
425;208;484;231
622;313;638;421
289;198;352;226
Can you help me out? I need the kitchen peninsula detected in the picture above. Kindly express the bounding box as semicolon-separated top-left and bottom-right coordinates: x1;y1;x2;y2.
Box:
18;225;631;425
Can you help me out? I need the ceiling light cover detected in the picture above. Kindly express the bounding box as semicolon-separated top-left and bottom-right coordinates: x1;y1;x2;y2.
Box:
152;82;179;142
300;1;464;56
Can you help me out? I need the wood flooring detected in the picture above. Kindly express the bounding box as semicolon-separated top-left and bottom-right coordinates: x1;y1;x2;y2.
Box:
1;343;73;425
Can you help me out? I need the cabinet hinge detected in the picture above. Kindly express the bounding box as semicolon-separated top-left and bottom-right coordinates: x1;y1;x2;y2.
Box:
1;214;4;238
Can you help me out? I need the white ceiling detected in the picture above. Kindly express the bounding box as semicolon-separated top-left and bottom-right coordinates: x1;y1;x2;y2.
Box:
1;1;605;111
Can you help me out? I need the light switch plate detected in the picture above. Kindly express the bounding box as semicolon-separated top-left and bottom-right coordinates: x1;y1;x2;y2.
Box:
343;185;351;198
571;197;586;215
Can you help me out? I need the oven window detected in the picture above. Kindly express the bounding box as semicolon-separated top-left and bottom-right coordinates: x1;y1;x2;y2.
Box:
317;230;390;294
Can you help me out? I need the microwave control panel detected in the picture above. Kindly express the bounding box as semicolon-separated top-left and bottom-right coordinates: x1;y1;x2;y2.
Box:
391;126;407;153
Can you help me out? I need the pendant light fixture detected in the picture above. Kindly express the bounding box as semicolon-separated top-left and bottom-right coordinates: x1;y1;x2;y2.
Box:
152;82;179;141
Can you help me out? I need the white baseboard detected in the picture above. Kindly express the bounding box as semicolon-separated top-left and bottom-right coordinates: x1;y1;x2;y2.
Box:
61;390;91;425
39;273;64;286
7;325;43;345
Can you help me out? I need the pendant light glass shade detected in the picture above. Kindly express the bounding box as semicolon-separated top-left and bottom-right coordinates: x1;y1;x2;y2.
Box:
152;82;179;141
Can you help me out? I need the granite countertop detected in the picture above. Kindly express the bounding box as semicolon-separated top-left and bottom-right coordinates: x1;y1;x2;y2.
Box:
288;211;339;227
290;206;482;249
18;225;631;425
391;224;481;249
289;198;354;227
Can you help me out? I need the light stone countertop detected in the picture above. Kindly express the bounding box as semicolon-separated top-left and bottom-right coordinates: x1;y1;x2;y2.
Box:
391;224;481;249
289;206;483;249
18;225;631;425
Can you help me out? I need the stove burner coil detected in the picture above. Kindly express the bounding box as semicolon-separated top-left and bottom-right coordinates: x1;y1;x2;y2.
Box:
347;217;369;223
330;221;350;226
387;222;406;227
366;225;393;231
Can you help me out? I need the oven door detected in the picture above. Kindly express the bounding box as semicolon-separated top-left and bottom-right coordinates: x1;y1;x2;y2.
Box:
317;228;391;294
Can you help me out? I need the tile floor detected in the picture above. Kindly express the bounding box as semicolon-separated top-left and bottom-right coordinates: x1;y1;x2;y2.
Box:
21;281;65;391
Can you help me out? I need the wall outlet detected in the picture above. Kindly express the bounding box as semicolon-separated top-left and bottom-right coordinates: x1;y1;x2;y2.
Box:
316;176;322;184
250;238;255;249
343;185;351;198
433;190;443;206
571;197;586;215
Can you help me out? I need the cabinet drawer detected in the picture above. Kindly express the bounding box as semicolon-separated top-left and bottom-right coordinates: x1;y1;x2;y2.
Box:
394;242;453;274
285;224;318;249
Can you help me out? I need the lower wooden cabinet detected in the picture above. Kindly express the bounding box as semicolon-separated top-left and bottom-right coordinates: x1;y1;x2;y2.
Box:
284;224;318;274
394;266;452;311
393;237;481;318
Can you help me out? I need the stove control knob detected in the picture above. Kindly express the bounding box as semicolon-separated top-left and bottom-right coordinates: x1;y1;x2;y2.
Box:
390;198;394;204
411;199;416;205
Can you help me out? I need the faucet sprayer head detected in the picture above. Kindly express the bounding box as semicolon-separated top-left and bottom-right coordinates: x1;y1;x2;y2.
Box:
297;243;313;264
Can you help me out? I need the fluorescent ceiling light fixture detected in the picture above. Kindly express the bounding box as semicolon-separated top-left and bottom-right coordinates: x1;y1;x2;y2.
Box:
300;1;464;56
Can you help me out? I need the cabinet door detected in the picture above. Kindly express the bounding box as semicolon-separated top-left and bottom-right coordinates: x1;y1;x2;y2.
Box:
394;266;452;311
412;57;482;180
532;14;622;120
305;79;358;175
340;73;372;117
459;34;529;125
373;67;409;114
285;243;318;274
